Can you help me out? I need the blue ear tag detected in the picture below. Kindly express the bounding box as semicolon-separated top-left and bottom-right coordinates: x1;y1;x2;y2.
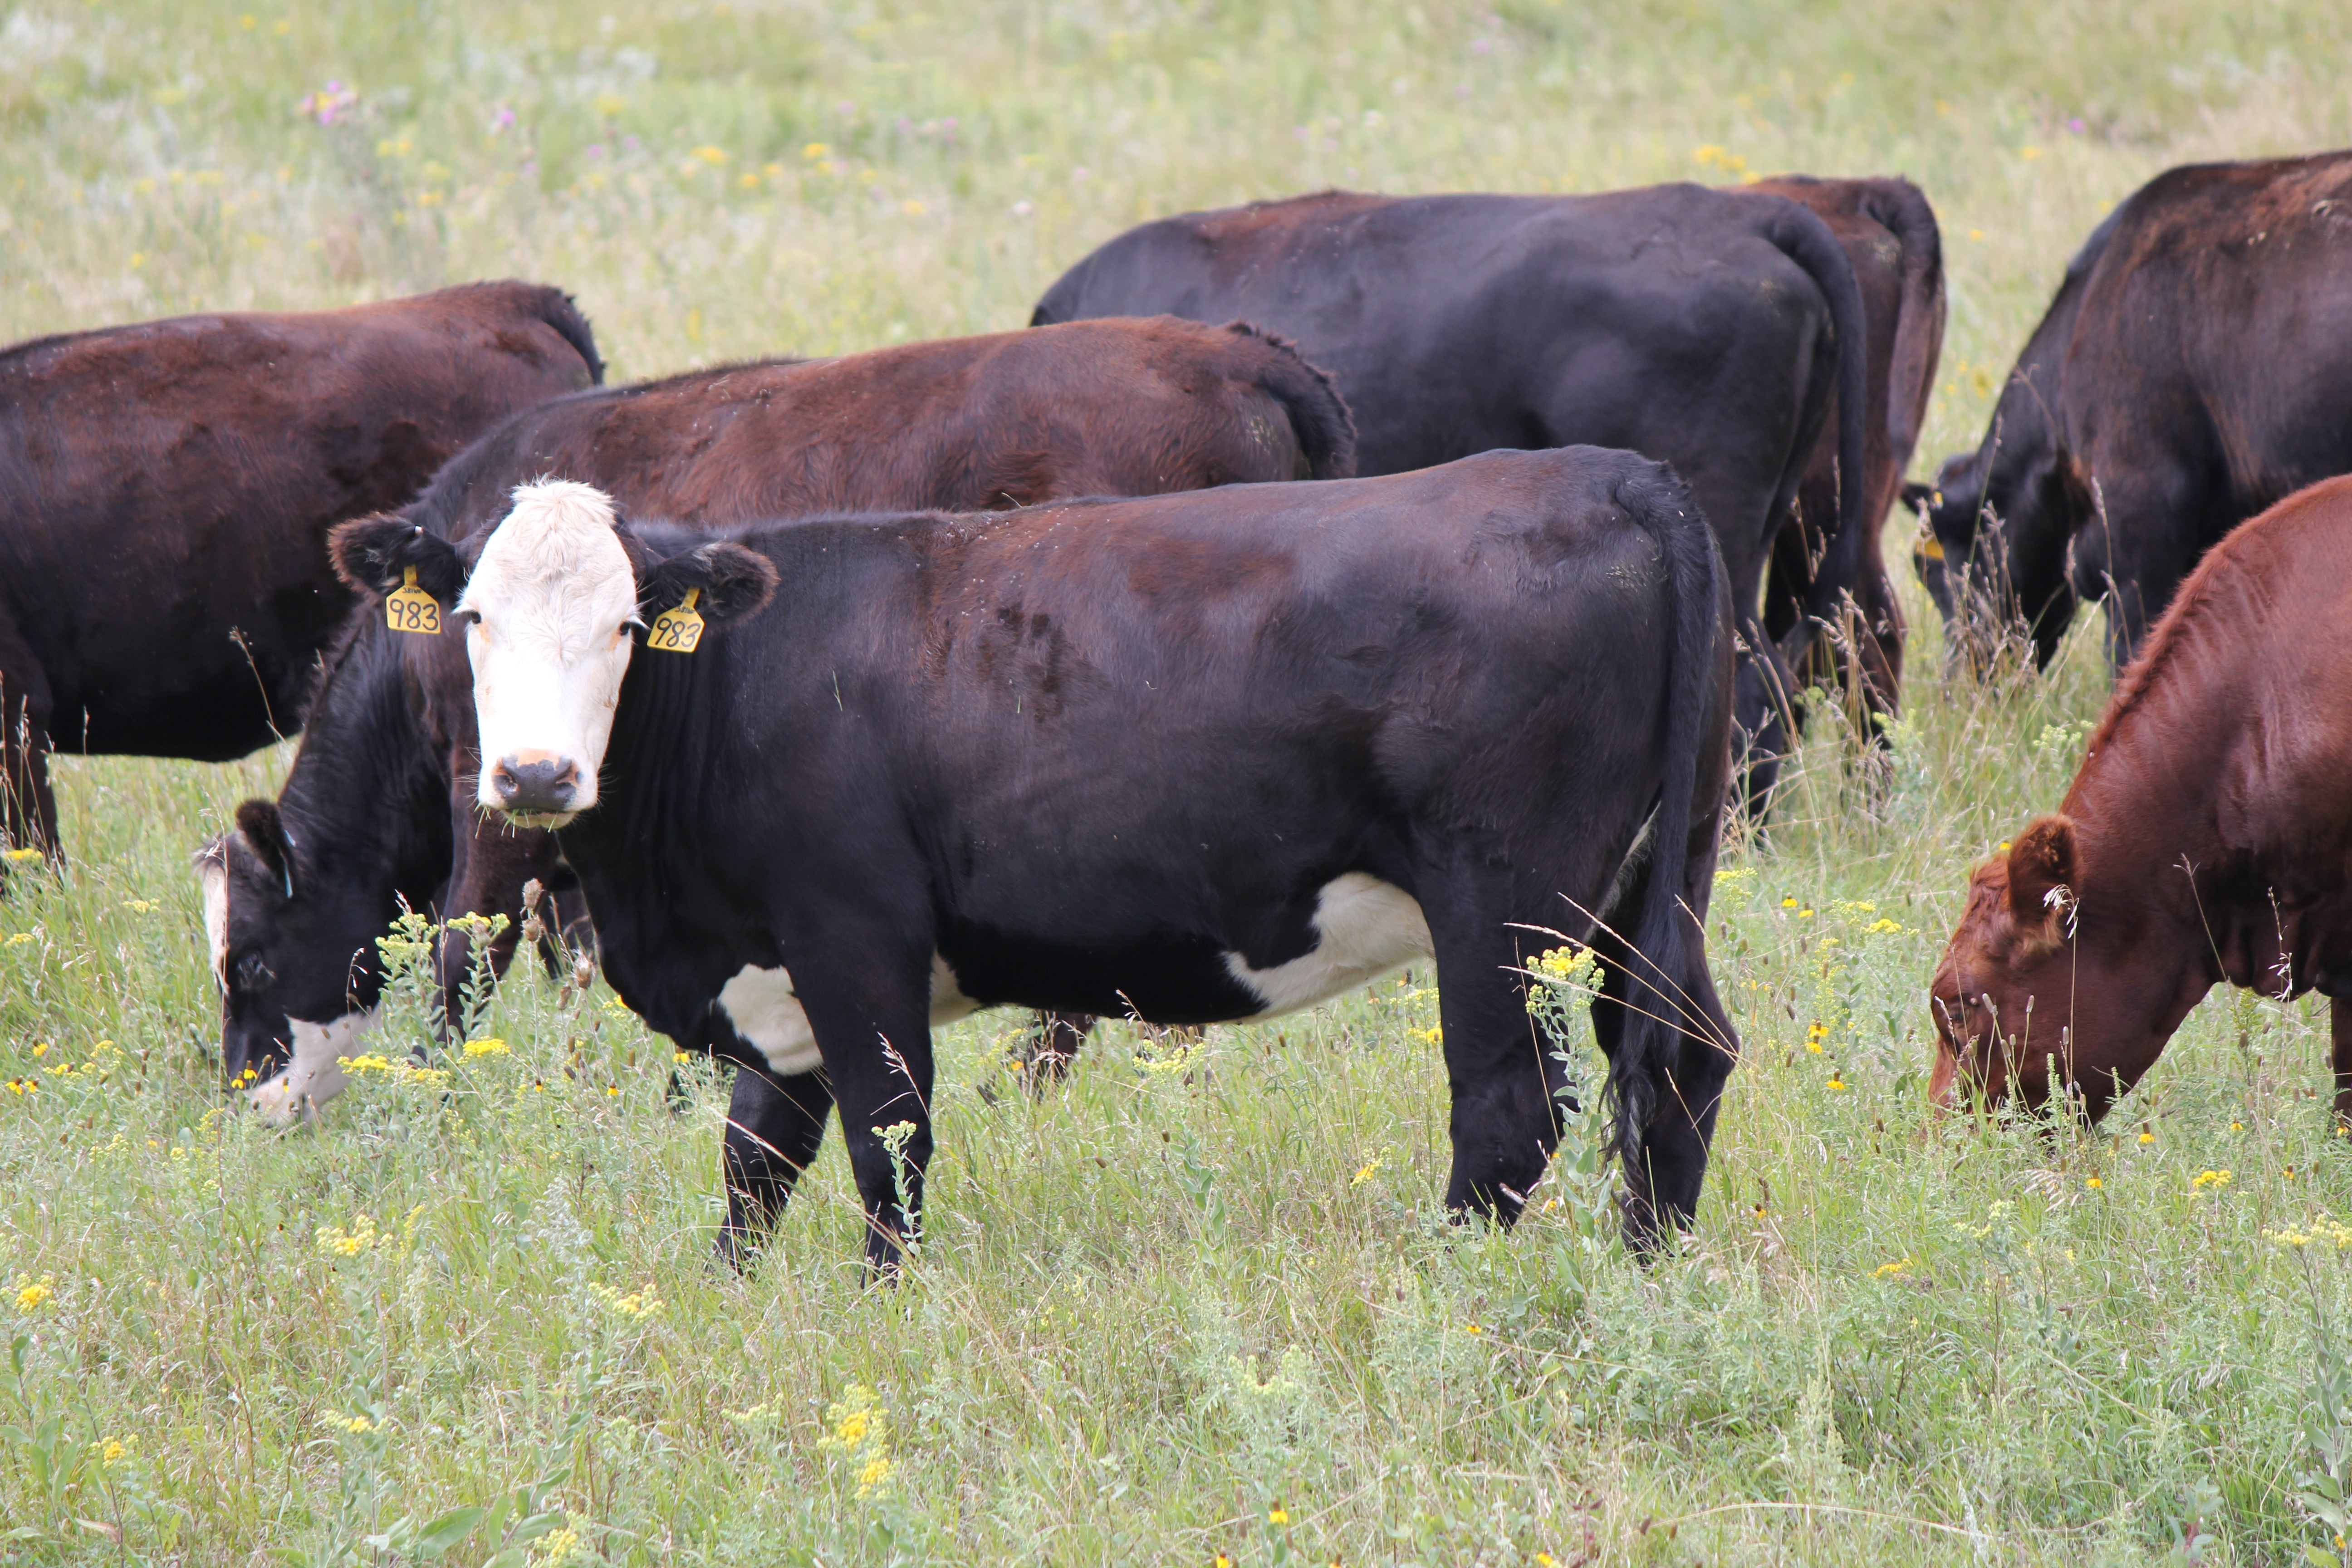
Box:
647;588;705;653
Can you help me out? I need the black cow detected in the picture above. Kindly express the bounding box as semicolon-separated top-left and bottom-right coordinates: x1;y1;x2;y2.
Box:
1907;149;2352;672
1031;185;1865;810
335;447;1740;1269
200;318;1356;1111
1;282;601;865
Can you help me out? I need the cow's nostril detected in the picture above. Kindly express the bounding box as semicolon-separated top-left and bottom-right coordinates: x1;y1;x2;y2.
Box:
496;755;580;813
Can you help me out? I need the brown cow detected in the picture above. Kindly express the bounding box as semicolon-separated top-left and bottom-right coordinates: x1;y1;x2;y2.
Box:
1929;475;2352;1122
1753;176;1945;729
0;281;601;863
202;316;1356;1113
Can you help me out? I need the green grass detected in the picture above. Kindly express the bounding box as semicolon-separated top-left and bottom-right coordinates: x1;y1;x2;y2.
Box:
6;0;2352;1562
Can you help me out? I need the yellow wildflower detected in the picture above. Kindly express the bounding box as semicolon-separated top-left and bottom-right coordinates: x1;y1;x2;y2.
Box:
1408;1025;1442;1045
856;1454;893;1497
1269;1507;1289;1525
533;1528;582;1565
2085;1175;2102;1190
1463;1322;1482;1334
1781;897;1797;909
463;1037;510;1057
15;1274;54;1311
2193;1169;2232;1190
343;1415;372;1433
1872;1256;1912;1278
1827;1077;1847;1091
691;145;727;165
3;847;43;863
1350;1159;1380;1186
803;142;831;160
2139;1130;2155;1145
316;1215;378;1257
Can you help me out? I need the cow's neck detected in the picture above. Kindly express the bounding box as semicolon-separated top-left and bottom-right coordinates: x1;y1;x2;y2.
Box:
279;624;453;908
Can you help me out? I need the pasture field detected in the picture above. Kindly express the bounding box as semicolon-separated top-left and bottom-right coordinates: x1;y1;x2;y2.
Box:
5;1;2352;1561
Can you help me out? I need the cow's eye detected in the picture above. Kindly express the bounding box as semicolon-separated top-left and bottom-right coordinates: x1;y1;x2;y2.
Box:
236;951;274;990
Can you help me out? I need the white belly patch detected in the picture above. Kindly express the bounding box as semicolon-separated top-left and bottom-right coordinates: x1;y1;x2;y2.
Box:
716;954;980;1077
1223;872;1434;1018
248;1009;379;1126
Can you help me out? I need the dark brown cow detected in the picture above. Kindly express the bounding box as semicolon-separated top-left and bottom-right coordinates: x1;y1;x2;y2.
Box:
1752;176;1945;728
203;317;1356;1113
1909;150;2352;672
0;281;601;862
1930;475;2352;1123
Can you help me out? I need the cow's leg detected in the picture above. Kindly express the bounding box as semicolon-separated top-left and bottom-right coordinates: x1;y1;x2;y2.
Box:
1422;880;1563;1226
1019;1009;1093;1087
0;615;59;868
2332;997;2352;1132
2074;454;2213;672
715;1063;834;1270
799;954;939;1277
1590;921;1739;1251
1730;627;1797;821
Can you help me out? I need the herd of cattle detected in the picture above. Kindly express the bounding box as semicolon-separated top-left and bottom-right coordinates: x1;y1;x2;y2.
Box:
5;147;2351;1269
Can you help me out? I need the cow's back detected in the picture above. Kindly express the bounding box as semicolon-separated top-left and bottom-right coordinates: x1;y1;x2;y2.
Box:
0;281;598;758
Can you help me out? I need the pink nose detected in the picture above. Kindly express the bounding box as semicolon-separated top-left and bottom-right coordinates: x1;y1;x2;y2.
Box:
490;753;579;813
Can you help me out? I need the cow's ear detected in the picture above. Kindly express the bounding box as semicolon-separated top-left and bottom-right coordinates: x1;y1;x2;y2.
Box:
329;514;467;606
1900;481;1937;517
2004;814;2077;931
233;798;296;898
638;542;779;627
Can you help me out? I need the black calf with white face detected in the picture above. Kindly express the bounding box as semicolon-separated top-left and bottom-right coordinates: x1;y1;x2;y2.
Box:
358;461;1738;1278
195;614;460;1119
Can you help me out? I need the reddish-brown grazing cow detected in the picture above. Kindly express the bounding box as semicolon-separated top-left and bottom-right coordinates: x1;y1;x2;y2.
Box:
0;281;601;863
1751;176;1945;727
1930;475;2352;1122
202;317;1355;1114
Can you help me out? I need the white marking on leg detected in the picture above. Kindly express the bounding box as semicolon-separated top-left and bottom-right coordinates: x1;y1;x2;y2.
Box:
717;955;981;1078
1224;872;1434;1018
199;858;230;991
247;1009;379;1126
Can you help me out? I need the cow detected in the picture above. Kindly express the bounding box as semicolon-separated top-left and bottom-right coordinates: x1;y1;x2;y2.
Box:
1929;475;2352;1125
200;318;1357;1117
332;450;1741;1271
1749;176;1946;729
1907;150;2352;674
1030;184;1867;811
0;281;602;867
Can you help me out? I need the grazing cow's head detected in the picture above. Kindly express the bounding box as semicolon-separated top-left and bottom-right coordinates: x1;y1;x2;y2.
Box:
1927;816;2080;1114
1928;813;2187;1125
196;800;379;1122
331;481;776;826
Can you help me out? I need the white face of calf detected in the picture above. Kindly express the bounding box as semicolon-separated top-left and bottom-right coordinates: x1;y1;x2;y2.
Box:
460;481;642;826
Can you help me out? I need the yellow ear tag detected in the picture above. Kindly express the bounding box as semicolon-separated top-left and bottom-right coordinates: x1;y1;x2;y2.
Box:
647;588;705;653
1919;534;1946;561
385;566;442;635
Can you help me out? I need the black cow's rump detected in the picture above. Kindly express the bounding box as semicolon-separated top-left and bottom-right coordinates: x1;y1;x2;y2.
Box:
1032;184;1866;812
358;446;1741;1270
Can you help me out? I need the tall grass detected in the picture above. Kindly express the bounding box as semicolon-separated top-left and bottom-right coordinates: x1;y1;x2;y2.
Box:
5;1;2352;1562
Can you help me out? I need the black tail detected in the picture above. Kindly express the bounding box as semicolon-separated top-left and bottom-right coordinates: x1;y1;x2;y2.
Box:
527;286;606;386
1756;200;1870;629
1606;462;1730;1166
1221;319;1359;480
1854;178;1946;466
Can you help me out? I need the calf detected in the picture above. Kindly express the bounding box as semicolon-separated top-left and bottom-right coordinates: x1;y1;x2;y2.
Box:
201;318;1354;1112
0;281;601;862
1930;475;2352;1122
1032;184;1866;810
1909;150;2352;672
340;449;1740;1270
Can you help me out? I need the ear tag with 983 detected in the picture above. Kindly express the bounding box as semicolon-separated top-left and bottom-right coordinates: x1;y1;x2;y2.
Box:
647;588;705;653
385;566;442;635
